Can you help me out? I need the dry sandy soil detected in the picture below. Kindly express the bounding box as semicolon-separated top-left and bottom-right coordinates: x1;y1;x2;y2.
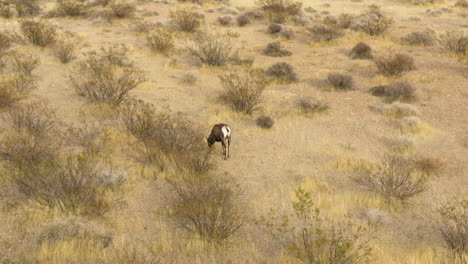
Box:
0;0;467;263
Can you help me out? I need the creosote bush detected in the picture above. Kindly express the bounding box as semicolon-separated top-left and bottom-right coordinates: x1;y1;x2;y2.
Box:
20;20;57;47
337;13;355;28
219;70;268;114
10;51;39;76
53;0;90;17
327;73;353;90
255;0;303;24
435;199;468;255
171;8;204;32
146;28;174;55
263;41;292;57
187;33;235;66
167;172;245;244
14;0;41;17
370;81;416;102
401;31;434;46
267;23;283;34
53;32;79;63
257;187;373;264
237;14;251;26
438;30;467;55
350;42;373;59
356;9;393;36
309;24;343;41
375;52;415;76
353;154;427;201
297;97;329;115
110;1;136;18
256;115;274;128
265;62;297;82
69;47;146;106
218;15;233;26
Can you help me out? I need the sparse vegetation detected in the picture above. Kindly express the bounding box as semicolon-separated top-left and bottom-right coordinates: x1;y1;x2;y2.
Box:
53;32;79;63
171;7;204;32
327;73;354;90
20;20;57;47
308;24;343;41
350;42;373;59
109;1;136;18
375;52;415;76
383;102;419;118
356;9;393;36
146;28;174;55
265;62;297;82
435;199;468;255
187;33;235;66
353;154;427;201
297;97;329;115
401;31;434;46
370;81;416;102
267;23;283;34
219;70;267;114
218;15;233;26
438;30;467;55
237;14;251;26
14;0;41;17
255;0;302;23
256;115;274;128
53;0;90;17
338;13;355;28
263;41;292;57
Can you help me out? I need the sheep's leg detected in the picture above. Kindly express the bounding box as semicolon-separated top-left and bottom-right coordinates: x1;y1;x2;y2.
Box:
226;136;230;158
221;139;227;159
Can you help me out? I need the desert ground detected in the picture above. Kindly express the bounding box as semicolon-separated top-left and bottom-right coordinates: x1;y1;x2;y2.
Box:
0;0;467;263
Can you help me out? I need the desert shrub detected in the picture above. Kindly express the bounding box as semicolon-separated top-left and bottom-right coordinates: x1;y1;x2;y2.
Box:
0;2;14;18
337;13;355;28
383;102;419;118
167;172;245;244
53;32;79;64
92;44;133;67
438;30;467;55
10;52;39;76
132;20;157;33
353;154;427;201
267;23;283;34
146;28;174;55
0;32;12;55
322;15;337;26
297;97;329;115
356;9;393;36
455;0;468;8
256;115;274;128
110;1;136;18
180;73;197;84
119;98;159;141
95;0;112;6
255;0;302;24
218;15;233;26
219;70;267;114
308;24;343;41
327;73;353;90
280;27;294;39
265;62;297;82
187;33;235;66
14;0;41;17
370;81;416;102
263;41;292;57
0;73;37;108
237;14;251;26
69;49;145;106
350;42;373;59
399;116;423;134
401;31;434;46
171;8;204;32
67;122;110;157
20;20;57;47
375;53;415;76
53;0;90;17
258;187;373;264
435;199;468;255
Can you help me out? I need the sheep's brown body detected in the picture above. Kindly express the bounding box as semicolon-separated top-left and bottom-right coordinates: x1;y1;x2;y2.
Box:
207;124;231;160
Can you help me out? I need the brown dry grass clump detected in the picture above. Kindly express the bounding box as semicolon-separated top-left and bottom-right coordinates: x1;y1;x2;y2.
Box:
350;42;373;59
237;14;251;26
266;62;297;82
297;97;329;115
52;0;90;17
438;30;467;55
327;73;354;90
109;1;136;18
401;31;434;46
53;32;80;63
375;53;415;76
14;0;41;17
263;41;292;57
355;9;393;36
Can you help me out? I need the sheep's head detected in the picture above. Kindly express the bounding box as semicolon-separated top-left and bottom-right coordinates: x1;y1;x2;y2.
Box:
206;136;215;147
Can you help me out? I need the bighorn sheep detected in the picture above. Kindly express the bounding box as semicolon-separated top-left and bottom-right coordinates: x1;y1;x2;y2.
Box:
207;124;231;159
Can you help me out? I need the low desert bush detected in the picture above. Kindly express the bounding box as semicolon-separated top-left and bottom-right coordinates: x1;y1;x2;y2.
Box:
297;97;329;115
0;32;12;55
370;81;416;102
20;20;57;47
180;73;197;84
280;27;294;39
383;102;419;118
10;52;39;76
109;1;136;18
218;15;233;26
455;0;468;8
375;52;415;76
327;73;353;90
187;33;235;66
92;44;133;67
14;0;41;17
67;121;110;157
171;8;204;32
146;28;174;55
353;154;427;201
219;70;268;114
267;23;283;34
237;14;251;26
435;199;468;255
0;2;14;18
399;116;423;134
0;73;37;108
256;115;274;128
438;30;467;55
355;9;393;36
53;32;79;63
69;49;145;105
167;172;245;244
53;0;90;17
401;31;434;46
255;0;302;23
308;24;343;41
119;98;158;141
350;42;373;59
263;41;292;57
338;13;355;28
257;187;373;264
265;62;297;82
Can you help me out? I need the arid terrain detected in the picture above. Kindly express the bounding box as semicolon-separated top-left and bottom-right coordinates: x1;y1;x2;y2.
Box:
0;0;467;263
